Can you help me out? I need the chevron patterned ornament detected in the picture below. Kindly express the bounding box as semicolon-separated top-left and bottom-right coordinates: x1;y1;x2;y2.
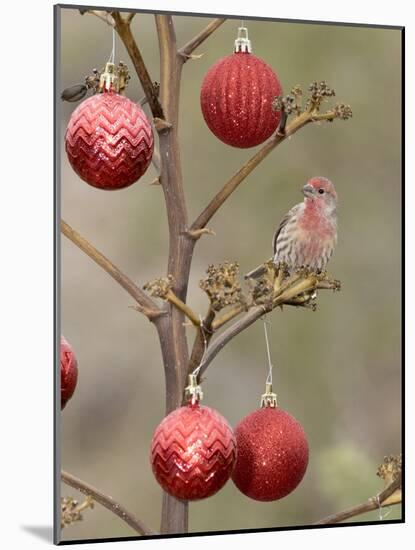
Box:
200;25;282;148
65;91;154;190
150;402;237;500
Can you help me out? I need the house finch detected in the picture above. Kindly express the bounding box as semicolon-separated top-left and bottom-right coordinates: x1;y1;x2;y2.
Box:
246;177;337;278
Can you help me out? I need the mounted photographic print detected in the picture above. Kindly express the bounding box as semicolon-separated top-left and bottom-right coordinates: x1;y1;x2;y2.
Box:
54;4;404;544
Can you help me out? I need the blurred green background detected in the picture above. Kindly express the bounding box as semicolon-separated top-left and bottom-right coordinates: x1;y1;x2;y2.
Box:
59;7;402;541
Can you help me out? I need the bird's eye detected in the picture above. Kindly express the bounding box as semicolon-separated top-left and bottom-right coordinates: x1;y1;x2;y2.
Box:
318;188;325;194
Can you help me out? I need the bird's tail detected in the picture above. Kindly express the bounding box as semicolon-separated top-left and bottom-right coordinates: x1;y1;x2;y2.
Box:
244;259;273;280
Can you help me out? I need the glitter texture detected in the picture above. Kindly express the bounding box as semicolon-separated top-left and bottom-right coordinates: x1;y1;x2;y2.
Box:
65;92;154;190
150;403;237;500
200;52;282;148
61;336;78;410
232;407;309;501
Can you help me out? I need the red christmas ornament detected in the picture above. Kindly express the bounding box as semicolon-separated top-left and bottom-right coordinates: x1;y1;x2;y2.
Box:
60;336;78;410
150;386;237;500
200;27;282;148
65;63;153;190
232;400;309;501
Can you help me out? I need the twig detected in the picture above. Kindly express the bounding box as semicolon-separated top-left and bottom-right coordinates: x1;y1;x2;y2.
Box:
199;305;266;376
186;307;216;383
112;12;164;119
178;18;226;60
61;220;162;321
183;227;216;240
151;147;161;172
82;9;115;27
165;291;200;326
190;111;311;231
314;475;402;525
198;276;325;376
61;470;156;536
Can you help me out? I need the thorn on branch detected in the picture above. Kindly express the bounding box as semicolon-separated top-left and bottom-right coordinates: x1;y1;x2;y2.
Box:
147;176;161;186
154;117;173;133
183;227;216;240
179;52;204;61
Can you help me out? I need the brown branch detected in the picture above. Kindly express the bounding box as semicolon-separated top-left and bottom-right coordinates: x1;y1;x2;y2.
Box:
178;18;226;60
186;307;216;384
198;276;329;376
61;470;156;536
112;12;164;119
61;220;162;321
82;9;115;27
155;14;190;534
165;291;200;326
190;111;311;231
314;475;402;525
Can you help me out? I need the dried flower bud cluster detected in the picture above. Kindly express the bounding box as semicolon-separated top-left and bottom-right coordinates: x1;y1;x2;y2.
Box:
271;80;352;130
143;276;174;299
248;262;277;304
377;454;402;485
333;103;353;120
61;496;94;528
272;94;296;115
199;262;246;311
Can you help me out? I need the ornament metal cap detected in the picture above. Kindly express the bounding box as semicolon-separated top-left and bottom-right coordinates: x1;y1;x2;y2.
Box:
184;374;204;405
234;26;252;53
99;62;119;92
261;382;278;408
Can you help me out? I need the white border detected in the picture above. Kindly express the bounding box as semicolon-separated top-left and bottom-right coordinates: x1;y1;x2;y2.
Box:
1;1;410;549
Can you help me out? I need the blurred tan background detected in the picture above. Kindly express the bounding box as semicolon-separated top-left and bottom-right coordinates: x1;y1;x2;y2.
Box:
59;7;402;541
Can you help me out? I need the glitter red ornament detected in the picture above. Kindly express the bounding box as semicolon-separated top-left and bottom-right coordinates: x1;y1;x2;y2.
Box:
60;336;78;410
200;26;282;148
150;376;237;500
65;62;154;190
232;386;309;501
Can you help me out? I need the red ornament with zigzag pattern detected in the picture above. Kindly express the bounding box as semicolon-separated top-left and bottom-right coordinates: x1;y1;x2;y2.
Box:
150;398;237;500
65;91;153;190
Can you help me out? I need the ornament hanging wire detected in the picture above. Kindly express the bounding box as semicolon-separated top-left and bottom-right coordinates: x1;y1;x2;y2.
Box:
260;315;278;407
375;493;391;521
234;20;252;53
108;26;116;64
263;316;274;386
192;315;208;380
184;315;208;404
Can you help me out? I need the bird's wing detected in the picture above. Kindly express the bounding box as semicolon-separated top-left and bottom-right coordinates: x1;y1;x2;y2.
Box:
272;203;302;255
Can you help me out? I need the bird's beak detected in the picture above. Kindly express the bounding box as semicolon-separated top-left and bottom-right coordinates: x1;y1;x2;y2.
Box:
302;183;314;198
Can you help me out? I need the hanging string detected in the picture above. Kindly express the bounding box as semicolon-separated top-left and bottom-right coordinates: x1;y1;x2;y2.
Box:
375;494;391;521
191;315;208;379
108;26;116;64
263;316;274;386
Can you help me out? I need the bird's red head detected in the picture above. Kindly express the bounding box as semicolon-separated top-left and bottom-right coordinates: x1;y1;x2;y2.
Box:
302;177;337;203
